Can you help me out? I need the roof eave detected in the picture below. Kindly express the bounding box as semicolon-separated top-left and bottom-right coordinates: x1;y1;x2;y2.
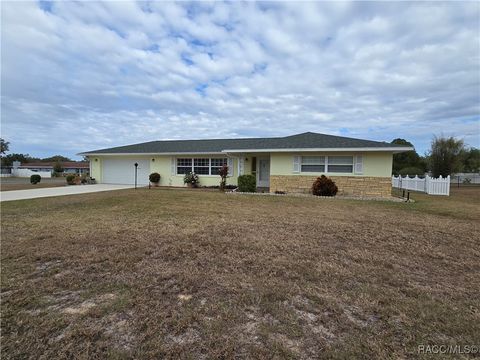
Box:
79;147;414;156
222;147;414;153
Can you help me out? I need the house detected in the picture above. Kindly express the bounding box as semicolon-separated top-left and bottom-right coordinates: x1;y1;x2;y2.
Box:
79;132;413;197
15;161;89;175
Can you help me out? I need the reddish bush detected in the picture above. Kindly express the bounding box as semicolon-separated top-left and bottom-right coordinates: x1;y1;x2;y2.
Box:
312;175;338;196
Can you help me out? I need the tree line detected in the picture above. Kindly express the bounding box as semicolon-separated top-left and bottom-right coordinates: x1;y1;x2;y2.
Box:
0;138;74;169
392;136;479;177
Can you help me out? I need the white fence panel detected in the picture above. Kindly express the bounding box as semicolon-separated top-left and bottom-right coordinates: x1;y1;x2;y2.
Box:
12;169;52;178
392;175;450;196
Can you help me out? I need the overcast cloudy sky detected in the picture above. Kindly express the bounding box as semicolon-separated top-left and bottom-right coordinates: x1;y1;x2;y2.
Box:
1;1;479;159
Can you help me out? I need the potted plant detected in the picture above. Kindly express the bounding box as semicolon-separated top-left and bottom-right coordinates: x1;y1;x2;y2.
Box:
183;172;199;188
149;172;161;186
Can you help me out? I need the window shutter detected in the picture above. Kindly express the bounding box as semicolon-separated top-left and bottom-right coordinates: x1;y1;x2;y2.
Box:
238;157;245;176
354;155;363;174
293;156;301;173
171;157;176;175
227;158;234;176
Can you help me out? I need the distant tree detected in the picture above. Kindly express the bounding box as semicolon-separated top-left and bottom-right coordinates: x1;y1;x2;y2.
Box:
1;153;40;167
429;136;465;177
462;148;480;173
0;138;9;156
53;161;64;174
391;138;426;175
41;155;72;162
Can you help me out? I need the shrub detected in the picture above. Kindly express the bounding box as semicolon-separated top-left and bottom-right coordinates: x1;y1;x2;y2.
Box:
238;174;256;192
398;167;425;177
218;164;229;191
312;175;338;196
66;174;76;185
183;172;199;187
30;174;41;184
149;172;161;184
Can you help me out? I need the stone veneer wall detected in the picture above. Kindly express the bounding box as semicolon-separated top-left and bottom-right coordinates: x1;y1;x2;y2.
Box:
270;175;392;198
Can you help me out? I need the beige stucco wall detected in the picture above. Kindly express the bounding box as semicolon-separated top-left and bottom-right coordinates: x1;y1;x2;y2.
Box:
150;155;239;187
92;155;238;187
270;152;393;177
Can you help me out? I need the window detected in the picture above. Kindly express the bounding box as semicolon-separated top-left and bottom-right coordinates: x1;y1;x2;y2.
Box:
328;156;353;173
210;158;227;175
176;157;227;175
299;155;354;173
176;158;192;174
301;156;325;172
194;158;210;174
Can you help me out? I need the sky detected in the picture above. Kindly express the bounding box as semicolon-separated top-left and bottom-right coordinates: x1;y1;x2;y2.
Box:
1;1;479;159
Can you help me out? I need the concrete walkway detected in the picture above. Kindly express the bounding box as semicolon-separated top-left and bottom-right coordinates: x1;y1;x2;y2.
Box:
0;184;134;202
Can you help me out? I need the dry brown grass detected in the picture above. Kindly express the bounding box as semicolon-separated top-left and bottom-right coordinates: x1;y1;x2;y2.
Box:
0;178;66;192
1;187;479;359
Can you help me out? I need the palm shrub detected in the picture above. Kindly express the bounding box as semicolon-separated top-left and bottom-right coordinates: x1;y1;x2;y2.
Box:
30;174;41;184
312;175;338;196
238;174;256;192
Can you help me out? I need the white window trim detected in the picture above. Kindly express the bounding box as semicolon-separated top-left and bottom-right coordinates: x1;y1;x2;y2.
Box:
300;155;354;174
176;157;228;176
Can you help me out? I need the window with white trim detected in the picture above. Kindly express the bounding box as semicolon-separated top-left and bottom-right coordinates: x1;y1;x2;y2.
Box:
328;156;353;173
194;158;210;174
176;158;227;175
300;155;354;173
301;156;325;172
210;158;228;175
176;158;193;174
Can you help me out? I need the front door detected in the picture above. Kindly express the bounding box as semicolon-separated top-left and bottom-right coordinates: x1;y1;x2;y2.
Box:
257;157;270;188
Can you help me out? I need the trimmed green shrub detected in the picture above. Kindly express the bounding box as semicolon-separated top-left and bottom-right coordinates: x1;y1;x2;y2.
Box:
312;175;338;196
398;167;425;177
149;172;161;184
30;174;41;184
66;174;76;185
238;174;256;192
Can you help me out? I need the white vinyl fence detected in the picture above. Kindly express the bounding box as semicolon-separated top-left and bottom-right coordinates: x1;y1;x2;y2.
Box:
392;175;450;196
12;168;52;178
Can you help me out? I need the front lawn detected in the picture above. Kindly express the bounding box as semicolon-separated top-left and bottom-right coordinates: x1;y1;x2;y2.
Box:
1;188;479;358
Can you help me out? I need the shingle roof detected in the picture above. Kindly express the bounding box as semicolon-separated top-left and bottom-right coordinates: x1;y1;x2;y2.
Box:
79;132;410;155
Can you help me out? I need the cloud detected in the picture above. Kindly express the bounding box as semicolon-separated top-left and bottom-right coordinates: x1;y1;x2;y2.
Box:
1;1;479;158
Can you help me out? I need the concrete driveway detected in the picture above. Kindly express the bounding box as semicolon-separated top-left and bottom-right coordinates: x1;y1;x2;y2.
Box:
0;184;134;202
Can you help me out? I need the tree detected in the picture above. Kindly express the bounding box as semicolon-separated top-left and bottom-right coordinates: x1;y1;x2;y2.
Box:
429;136;465;177
53;161;64;174
1;153;40;167
391;138;426;174
41;155;72;162
0;138;9;156
462;148;480;173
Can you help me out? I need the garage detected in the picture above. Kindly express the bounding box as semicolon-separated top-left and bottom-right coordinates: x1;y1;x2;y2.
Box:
102;158;150;185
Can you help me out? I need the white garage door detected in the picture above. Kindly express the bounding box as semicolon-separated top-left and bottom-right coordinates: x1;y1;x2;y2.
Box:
102;158;150;185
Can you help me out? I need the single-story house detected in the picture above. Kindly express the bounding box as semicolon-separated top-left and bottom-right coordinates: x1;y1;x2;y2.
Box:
79;132;413;197
15;161;90;175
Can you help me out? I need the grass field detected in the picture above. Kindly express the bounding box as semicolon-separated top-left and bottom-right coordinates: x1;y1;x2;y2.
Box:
1;187;479;359
0;177;66;191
